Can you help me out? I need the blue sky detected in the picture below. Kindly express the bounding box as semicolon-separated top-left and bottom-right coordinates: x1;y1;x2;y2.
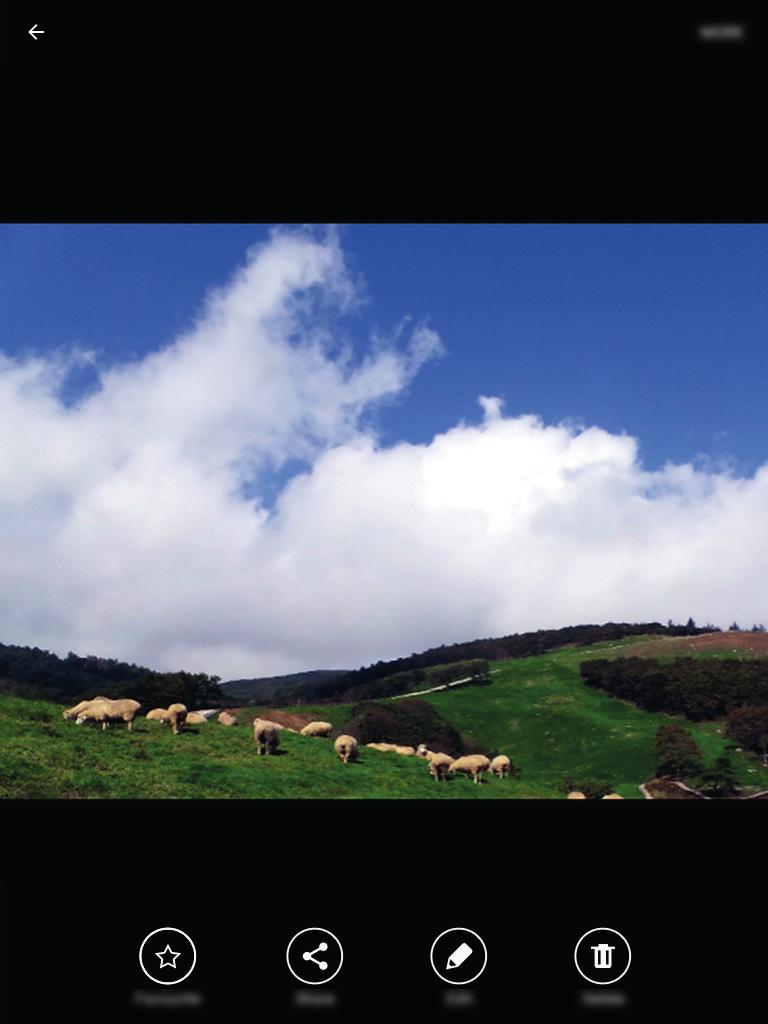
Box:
2;223;766;475
1;224;766;676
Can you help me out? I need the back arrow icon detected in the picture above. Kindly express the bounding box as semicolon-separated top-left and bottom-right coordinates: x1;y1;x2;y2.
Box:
29;25;44;40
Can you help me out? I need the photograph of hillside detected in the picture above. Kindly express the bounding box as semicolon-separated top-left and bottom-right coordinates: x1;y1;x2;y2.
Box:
1;224;767;800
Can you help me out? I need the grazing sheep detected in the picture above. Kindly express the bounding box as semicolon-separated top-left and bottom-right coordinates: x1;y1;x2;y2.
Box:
447;754;491;784
218;711;238;726
416;743;431;758
334;735;358;764
63;697;110;720
76;698;141;731
253;718;280;755
602;793;624;800
567;791;587;799
490;754;511;778
300;721;333;738
427;752;454;781
184;711;207;726
167;703;188;734
365;742;415;755
146;708;171;723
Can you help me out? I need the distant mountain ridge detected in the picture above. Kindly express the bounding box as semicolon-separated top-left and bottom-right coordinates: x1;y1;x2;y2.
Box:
287;620;719;704
219;669;349;704
221;621;720;706
0;620;722;709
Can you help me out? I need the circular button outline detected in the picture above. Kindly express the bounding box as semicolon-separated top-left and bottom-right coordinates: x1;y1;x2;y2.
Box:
286;927;344;985
429;926;488;985
574;926;631;985
139;926;197;986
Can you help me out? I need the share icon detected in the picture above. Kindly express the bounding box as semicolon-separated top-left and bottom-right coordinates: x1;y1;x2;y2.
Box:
286;928;344;985
303;941;329;970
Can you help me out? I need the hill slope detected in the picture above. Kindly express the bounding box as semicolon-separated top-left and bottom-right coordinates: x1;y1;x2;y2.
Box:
0;695;533;799
412;637;768;796
3;635;767;799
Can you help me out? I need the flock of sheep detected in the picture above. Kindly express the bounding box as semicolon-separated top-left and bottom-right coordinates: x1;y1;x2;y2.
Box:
61;698;513;786
238;716;512;784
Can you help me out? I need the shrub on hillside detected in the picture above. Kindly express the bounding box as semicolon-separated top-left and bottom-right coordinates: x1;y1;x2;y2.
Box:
726;705;768;763
696;751;739;797
341;700;464;756
654;723;703;778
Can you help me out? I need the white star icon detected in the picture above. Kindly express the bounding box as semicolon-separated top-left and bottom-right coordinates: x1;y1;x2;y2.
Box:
155;944;181;968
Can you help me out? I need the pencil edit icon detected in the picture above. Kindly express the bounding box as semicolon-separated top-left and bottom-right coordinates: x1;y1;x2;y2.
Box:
446;942;473;970
430;928;487;985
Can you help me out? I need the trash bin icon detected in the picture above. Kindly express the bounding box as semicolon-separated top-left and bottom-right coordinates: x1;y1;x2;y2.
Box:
591;943;615;969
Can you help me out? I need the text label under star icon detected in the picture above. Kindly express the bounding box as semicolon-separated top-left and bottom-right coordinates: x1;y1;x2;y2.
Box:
156;944;181;969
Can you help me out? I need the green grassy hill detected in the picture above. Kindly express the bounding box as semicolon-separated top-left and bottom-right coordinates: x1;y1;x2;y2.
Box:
416;638;768;797
2;635;767;798
0;695;527;799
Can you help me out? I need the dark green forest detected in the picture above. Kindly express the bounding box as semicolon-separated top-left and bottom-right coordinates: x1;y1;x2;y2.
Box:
0;643;222;710
580;656;768;720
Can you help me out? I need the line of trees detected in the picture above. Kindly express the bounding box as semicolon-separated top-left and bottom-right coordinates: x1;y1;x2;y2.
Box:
580;656;768;721
0;643;222;710
310;620;716;703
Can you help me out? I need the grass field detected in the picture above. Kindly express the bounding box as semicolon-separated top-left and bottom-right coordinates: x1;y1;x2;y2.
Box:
0;695;524;800
416;639;768;798
1;635;766;798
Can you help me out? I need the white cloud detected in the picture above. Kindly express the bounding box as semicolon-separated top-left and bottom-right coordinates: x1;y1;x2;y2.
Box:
1;228;767;679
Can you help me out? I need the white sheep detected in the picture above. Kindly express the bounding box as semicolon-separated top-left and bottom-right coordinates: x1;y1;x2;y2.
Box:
63;697;108;721
300;721;333;738
602;793;624;800
566;791;587;799
218;711;238;726
334;735;358;764
490;754;511;778
167;703;188;734
184;711;207;726
365;742;415;755
416;743;431;758
447;754;491;784
146;708;171;724
427;752;454;781
76;698;141;731
253;718;280;755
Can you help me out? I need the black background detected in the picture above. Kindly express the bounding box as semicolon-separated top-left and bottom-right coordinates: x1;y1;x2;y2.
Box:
1;4;766;221
1;801;764;1019
1;3;766;1019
